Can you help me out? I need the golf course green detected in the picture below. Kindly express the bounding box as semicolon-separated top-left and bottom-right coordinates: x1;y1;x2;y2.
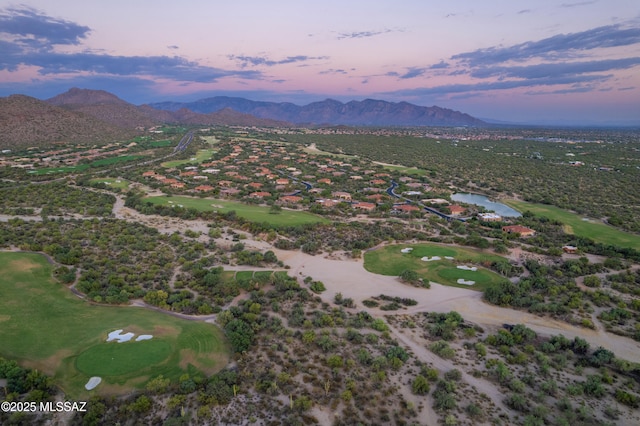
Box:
364;243;506;290
0;252;229;397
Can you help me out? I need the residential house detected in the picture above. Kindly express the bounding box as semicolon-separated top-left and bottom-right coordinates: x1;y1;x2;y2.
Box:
502;225;536;237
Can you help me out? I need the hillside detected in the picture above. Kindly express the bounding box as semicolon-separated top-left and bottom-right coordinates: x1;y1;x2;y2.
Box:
150;96;486;126
46;88;159;129
0;94;134;149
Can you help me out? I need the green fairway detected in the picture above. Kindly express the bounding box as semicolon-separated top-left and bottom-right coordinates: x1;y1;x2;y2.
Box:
144;195;329;226
161;148;216;168
90;155;143;167
364;243;506;290
89;177;129;189
0;252;229;397
380;164;428;176
504;200;640;250
76;340;172;376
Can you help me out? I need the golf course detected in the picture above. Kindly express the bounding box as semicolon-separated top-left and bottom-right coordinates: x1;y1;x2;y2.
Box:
144;195;329;227
504;199;640;250
0;252;229;397
364;243;507;290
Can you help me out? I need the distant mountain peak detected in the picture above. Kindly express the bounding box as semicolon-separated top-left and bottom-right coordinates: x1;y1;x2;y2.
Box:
149;96;485;127
47;88;129;106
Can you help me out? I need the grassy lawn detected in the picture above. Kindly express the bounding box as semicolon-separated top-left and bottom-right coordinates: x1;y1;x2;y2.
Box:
364;243;506;290
89;178;129;189
144;195;329;227
504;200;640;250
149;140;173;147
91;155;143;167
161;149;216;168
0;252;229;397
381;164;428;176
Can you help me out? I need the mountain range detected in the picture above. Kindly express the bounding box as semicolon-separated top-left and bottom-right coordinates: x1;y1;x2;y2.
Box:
0;88;485;148
149;96;485;127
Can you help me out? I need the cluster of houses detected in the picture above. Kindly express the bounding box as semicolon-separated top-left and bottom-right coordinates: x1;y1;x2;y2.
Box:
136;137;539;235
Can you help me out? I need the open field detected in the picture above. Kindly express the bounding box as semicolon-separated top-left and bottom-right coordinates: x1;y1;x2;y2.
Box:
302;143;358;159
363;243;506;290
0;252;229;397
505;199;640;250
144;195;329;226
89;177;129;189
148;140;173;147
161;148;216;168
379;164;428;176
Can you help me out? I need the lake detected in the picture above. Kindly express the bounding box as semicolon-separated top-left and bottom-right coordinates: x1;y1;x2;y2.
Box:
451;193;521;217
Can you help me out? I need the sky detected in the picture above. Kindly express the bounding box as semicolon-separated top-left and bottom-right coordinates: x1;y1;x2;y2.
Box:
0;1;639;125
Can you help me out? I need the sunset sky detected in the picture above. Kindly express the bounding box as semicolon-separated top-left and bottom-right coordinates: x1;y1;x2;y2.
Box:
1;1;639;125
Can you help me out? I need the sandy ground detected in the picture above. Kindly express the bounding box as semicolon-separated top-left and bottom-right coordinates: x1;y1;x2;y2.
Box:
275;248;640;363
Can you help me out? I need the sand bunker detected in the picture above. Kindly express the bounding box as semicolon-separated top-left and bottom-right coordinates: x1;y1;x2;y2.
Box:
107;329;154;343
400;248;413;253
445;256;454;260
421;256;441;262
457;279;476;285
85;377;102;390
457;265;477;271
107;329;135;343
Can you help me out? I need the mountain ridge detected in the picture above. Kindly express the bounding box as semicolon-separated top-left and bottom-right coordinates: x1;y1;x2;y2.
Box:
149;96;486;127
0;88;486;148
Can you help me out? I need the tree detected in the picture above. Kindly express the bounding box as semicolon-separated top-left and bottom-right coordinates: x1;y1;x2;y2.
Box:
399;269;419;284
225;319;254;353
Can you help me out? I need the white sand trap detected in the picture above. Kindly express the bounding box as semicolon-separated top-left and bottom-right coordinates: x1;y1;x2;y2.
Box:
421;256;441;262
400;248;413;253
107;329;135;343
85;377;102;390
457;265;477;271
136;335;153;341
457;279;475;285
445;256;454;260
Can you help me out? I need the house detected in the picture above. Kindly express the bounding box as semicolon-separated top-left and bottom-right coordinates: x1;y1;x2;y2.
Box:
170;182;185;189
280;195;303;203
275;178;289;185
331;191;352;201
220;188;241;197
353;202;376;212
316;199;338;208
562;245;578;254
194;185;214;192
448;205;466;216
502;225;536;237
318;178;332;185
478;213;502;222
367;194;386;202
393;204;420;213
250;191;271;199
142;171;157;178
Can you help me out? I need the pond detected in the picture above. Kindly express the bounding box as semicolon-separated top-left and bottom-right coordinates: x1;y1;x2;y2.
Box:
451;193;521;217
